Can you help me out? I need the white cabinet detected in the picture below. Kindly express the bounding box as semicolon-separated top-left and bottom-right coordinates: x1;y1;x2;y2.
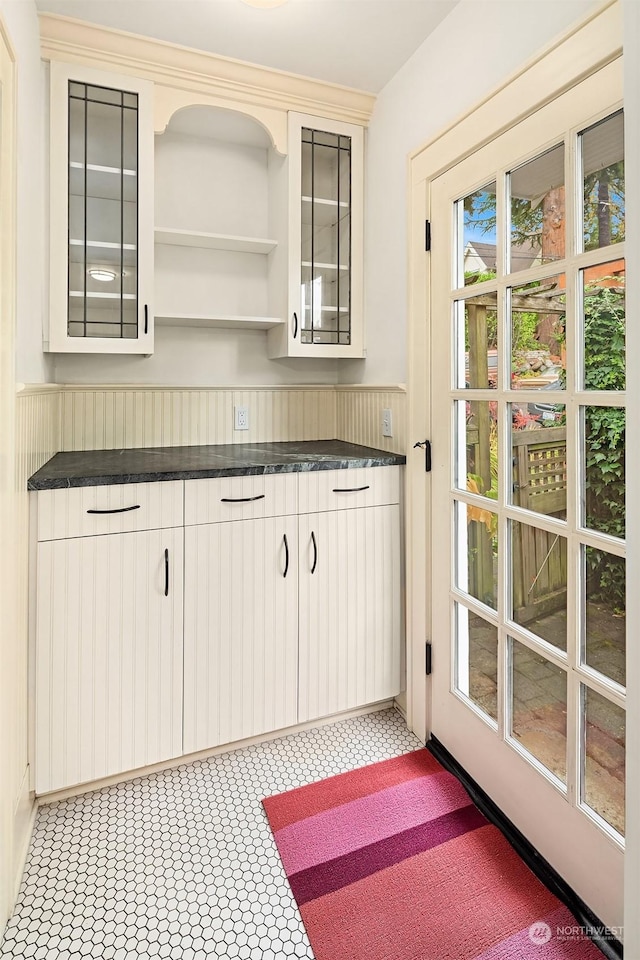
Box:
298;504;402;724
33;465;401;792
152;103;364;354
268;112;365;360
35;527;184;794
47;62;155;354
183;516;298;753
183;471;298;752
154;106;285;333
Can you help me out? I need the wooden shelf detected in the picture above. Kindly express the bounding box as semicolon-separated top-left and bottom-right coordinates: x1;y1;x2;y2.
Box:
301;196;349;228
155;313;285;331
155;228;277;255
302;261;349;271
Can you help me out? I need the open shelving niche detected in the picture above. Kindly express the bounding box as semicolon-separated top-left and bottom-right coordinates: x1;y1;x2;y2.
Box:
153;106;285;332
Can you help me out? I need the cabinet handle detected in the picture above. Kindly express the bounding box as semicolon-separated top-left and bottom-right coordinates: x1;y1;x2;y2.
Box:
144;304;149;335
283;533;289;578
331;485;370;493
86;504;141;515
164;548;169;597
311;530;318;574
220;494;265;504
292;312;298;339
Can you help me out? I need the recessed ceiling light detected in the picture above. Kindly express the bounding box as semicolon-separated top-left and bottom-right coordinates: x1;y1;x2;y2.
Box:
88;268;117;282
241;0;289;8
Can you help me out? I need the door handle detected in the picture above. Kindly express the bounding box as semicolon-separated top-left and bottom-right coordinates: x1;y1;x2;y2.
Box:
164;548;169;597
292;311;299;339
283;533;289;578
311;530;318;574
332;485;370;493
414;439;432;472
87;504;141;515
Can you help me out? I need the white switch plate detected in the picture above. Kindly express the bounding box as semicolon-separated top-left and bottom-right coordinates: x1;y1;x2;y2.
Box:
234;405;249;431
382;408;393;438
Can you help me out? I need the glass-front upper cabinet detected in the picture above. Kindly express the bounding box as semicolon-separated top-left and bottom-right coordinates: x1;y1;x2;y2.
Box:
268;112;364;359
47;62;154;353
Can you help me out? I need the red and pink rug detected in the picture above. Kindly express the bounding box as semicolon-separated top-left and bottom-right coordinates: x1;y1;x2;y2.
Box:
263;748;604;960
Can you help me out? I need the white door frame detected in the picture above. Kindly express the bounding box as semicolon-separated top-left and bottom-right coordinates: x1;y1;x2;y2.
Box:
405;0;639;947
0;11;18;935
406;0;622;740
621;0;640;952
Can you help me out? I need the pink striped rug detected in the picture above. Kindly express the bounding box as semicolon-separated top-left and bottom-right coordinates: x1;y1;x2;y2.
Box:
263;749;604;960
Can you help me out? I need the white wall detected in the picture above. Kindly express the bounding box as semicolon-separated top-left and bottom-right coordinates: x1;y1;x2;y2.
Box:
1;0;50;384
52;328;340;385
342;0;601;385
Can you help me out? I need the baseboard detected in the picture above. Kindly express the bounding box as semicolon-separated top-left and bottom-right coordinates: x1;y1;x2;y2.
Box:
36;700;396;805
12;766;36;905
427;736;623;960
393;694;407;721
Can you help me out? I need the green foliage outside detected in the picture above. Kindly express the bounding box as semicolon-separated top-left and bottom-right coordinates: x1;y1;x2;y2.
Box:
463;160;626;616
583;285;626;612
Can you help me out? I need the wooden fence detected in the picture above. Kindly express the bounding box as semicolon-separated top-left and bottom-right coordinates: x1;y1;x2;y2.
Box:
467;425;567;621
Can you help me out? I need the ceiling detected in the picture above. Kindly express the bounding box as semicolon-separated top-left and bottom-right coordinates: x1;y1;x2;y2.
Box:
34;0;459;93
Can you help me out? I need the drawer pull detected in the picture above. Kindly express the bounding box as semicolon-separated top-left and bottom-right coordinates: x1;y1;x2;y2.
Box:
283;533;289;578
220;494;265;504
164;548;169;597
331;485;370;493
86;504;141;515
311;530;318;574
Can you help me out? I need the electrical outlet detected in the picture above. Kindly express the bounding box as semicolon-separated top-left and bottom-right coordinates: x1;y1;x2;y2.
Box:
234;405;249;431
382;408;393;438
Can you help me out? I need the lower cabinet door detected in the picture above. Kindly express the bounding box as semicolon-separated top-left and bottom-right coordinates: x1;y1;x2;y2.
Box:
183;516;298;753
298;505;402;723
35;528;184;794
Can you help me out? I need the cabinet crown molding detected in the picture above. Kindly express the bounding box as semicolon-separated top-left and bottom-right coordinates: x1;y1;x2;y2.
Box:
39;14;375;131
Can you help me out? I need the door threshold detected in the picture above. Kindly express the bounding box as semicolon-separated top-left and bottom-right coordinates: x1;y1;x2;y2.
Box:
427;736;623;960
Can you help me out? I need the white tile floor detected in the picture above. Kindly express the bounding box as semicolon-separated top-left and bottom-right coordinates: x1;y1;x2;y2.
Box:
1;708;421;960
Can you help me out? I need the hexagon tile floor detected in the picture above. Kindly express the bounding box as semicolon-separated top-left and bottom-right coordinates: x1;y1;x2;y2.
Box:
0;708;422;960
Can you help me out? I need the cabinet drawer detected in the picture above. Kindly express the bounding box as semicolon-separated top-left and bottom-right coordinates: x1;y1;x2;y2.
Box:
185;473;298;525
298;466;400;514
36;482;184;541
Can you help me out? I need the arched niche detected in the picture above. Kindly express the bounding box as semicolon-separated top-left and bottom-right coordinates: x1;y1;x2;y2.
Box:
154;87;287;155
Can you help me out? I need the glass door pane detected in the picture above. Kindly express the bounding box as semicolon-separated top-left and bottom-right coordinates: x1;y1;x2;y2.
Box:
300;128;351;345
68;82;139;339
448;108;626;842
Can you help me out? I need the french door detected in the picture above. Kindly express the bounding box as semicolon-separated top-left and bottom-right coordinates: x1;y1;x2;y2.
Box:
430;59;625;929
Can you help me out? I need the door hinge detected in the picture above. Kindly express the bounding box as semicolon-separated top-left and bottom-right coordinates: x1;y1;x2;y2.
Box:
425;220;431;252
425;642;432;676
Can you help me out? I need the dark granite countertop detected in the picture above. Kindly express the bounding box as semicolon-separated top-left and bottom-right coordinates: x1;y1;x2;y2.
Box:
28;440;406;490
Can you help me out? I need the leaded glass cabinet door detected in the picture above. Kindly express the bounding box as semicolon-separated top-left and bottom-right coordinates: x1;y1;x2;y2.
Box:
268;112;364;359
429;59;625;931
48;62;154;354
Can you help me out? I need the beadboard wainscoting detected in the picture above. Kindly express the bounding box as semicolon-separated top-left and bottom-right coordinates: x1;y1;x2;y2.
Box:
336;386;406;455
11;386;61;911
59;387;339;451
20;385;406;454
